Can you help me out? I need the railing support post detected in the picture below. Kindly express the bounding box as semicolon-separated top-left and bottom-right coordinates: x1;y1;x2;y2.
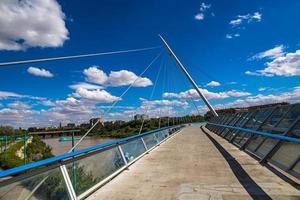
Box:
240;107;277;150
118;145;128;165
259;116;300;164
60;165;77;200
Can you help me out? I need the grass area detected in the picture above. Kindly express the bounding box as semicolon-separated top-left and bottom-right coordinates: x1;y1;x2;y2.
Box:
0;136;53;169
0;141;24;169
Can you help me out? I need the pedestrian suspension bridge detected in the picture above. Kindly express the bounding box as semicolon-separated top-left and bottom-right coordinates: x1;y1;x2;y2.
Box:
0;36;299;200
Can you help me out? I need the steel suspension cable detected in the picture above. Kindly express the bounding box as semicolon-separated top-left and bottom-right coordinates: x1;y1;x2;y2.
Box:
69;51;162;152
0;46;161;67
138;55;163;134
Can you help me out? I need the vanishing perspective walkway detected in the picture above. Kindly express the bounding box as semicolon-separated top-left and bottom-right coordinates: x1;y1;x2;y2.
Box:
88;125;300;200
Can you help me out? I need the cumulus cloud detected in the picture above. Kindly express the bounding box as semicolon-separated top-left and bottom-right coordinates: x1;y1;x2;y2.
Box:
27;67;54;78
194;2;211;21
74;88;120;102
163;88;251;100
229;12;262;26
206;81;221;87
108;70;152;87
251;45;285;60
0;0;69;51
246;49;300;77
83;66;152;87
84;66;108;85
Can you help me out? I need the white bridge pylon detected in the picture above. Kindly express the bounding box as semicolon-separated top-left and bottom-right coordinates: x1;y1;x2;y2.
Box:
158;35;219;117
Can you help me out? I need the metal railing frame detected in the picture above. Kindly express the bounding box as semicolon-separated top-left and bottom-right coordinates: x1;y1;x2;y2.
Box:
205;122;300;179
0;125;184;200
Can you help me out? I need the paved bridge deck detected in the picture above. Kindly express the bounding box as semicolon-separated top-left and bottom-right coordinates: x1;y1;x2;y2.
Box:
88;125;300;200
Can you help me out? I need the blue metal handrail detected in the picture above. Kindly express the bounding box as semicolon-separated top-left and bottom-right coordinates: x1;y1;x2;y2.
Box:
0;125;181;178
207;122;300;144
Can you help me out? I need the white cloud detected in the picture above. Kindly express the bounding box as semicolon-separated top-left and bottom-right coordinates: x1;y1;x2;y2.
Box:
195;2;211;21
220;87;300;108
163;88;251;100
27;67;54;78
8;101;31;109
0;108;39;124
82;66;152;87
200;2;211;11
195;13;204;20
229;12;262;27
258;87;267;92
0;90;44;100
74;88;120;102
0;91;23;99
107;70;152;87
225;90;251;97
0;0;68;51
141;99;189;108
69;82;103;90
206;81;221;87
251;45;285;60
226;33;240;39
84;66;108;85
246;49;300;77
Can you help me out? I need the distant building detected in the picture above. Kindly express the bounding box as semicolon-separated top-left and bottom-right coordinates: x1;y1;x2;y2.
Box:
79;123;90;128
114;120;125;125
104;121;114;126
134;114;149;121
28;127;38;132
66;123;76;128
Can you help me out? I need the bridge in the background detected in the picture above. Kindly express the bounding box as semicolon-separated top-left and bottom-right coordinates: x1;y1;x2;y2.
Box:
29;129;81;138
0;36;299;199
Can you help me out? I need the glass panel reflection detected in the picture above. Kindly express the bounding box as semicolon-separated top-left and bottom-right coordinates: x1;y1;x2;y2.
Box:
270;142;300;169
121;139;146;162
67;147;125;196
142;134;158;149
0;167;68;200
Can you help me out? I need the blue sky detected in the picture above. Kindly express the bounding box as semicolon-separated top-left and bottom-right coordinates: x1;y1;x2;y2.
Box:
0;0;299;128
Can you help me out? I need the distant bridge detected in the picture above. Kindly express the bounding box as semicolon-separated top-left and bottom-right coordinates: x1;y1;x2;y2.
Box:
29;130;81;138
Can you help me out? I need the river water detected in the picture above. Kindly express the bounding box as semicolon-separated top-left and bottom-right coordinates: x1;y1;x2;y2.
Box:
42;137;115;156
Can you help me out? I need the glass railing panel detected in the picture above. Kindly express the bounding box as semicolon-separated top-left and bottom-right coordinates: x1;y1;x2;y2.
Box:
121;138;146;163
0;167;68;200
66;146;125;196
238;132;252;146
142;134;158;149
154;131;164;142
262;106;289;127
276;104;300;128
254;137;277;158
236;112;252;127
270;142;300;170
245;135;265;153
233;131;246;145
245;108;272;129
227;130;239;141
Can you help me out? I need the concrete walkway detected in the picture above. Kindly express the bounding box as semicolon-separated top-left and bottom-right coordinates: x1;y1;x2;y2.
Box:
88;125;300;200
